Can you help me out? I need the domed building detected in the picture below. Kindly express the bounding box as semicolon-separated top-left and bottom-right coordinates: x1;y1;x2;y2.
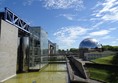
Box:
79;38;102;60
79;38;102;50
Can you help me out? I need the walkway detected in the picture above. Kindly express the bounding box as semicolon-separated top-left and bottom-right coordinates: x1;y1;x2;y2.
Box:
4;63;67;83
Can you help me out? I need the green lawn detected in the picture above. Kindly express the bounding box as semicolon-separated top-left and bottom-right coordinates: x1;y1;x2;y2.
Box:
91;55;114;65
88;55;118;82
88;68;108;82
88;67;118;83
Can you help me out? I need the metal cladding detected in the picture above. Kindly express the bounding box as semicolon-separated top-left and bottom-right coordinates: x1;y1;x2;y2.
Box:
79;38;102;49
4;7;30;33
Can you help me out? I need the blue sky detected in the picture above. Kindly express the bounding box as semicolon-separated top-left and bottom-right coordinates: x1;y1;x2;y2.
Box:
0;0;118;49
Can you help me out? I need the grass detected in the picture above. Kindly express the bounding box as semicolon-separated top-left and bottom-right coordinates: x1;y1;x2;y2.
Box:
88;67;118;83
91;55;114;65
88;55;118;82
88;67;108;82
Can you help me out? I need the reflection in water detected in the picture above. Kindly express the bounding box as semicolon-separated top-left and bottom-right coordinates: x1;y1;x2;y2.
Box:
4;64;67;83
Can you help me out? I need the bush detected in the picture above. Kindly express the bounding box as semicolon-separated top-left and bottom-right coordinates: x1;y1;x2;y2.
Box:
111;52;118;66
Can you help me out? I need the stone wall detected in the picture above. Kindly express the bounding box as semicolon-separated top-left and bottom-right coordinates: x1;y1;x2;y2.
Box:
0;19;18;82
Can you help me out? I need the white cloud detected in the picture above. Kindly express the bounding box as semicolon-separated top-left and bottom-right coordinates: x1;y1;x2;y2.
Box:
59;14;75;20
108;27;117;31
91;1;102;10
89;30;110;36
92;21;104;28
23;0;40;6
77;18;88;21
54;26;88;47
93;0;118;21
91;0;118;28
111;38;118;45
101;35;113;40
89;28;117;36
59;14;88;21
41;0;84;10
23;0;34;5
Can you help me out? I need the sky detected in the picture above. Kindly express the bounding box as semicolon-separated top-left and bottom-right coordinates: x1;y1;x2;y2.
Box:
0;0;118;49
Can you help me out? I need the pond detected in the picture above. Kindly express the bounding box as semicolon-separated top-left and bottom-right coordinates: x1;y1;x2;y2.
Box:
4;63;68;83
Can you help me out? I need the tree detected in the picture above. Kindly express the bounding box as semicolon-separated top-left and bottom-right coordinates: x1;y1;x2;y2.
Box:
58;49;66;55
102;45;118;51
69;48;79;54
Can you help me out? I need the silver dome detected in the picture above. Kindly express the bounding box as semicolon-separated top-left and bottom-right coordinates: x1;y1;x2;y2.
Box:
79;38;102;49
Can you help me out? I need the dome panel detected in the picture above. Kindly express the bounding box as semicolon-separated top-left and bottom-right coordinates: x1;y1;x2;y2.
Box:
79;38;102;49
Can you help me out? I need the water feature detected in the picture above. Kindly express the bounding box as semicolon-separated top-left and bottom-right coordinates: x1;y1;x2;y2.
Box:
4;63;67;83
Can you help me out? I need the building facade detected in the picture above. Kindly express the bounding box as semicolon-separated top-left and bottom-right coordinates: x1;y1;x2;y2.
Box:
0;8;30;82
79;38;102;60
0;19;18;82
29;27;48;70
84;51;115;60
0;8;53;82
48;40;58;55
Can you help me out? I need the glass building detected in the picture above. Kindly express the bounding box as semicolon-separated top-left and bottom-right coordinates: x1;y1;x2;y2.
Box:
29;34;40;70
40;28;48;68
29;27;48;70
0;8;58;82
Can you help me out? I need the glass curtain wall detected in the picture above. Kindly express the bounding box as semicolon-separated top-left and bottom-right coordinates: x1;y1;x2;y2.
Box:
40;28;48;68
29;27;48;70
29;35;40;70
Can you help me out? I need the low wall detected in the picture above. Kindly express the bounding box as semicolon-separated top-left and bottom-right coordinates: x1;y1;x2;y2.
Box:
69;56;88;79
67;56;89;83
